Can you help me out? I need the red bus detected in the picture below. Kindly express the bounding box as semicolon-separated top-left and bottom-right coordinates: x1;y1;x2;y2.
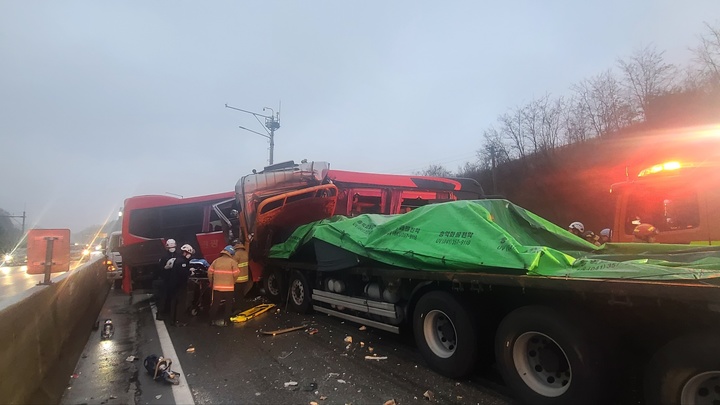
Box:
118;191;235;293
327;169;484;216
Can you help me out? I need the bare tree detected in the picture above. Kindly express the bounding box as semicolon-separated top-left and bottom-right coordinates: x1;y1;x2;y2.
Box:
478;126;511;169
416;164;453;177
572;70;633;137
455;161;482;178
498;107;528;159
617;44;677;120
561;95;592;143
542;96;566;150
691;21;720;89
523;94;566;153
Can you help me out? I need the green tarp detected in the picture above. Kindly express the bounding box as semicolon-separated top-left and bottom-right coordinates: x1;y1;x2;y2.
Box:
268;199;720;281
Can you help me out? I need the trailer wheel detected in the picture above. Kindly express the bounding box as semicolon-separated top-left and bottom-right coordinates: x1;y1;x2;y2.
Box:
263;268;285;303
413;291;480;378
495;306;609;405
644;333;720;405
287;270;311;313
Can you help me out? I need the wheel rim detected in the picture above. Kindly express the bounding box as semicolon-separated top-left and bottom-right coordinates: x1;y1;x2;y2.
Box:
266;273;280;296
512;331;571;397
290;278;304;306
422;309;457;359
680;371;720;405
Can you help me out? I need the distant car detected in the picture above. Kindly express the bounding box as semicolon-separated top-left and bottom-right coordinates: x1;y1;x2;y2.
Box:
2;248;27;266
105;231;123;287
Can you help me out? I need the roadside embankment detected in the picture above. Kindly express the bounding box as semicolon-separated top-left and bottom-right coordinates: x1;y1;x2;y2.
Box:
0;256;110;404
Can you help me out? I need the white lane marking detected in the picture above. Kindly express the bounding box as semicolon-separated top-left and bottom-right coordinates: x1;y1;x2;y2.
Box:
151;305;195;405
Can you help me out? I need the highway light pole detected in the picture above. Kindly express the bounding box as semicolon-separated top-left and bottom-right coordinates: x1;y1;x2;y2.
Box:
225;103;281;165
0;211;26;235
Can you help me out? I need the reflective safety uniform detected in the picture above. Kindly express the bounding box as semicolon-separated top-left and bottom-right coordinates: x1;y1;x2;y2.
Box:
208;252;240;292
232;243;249;283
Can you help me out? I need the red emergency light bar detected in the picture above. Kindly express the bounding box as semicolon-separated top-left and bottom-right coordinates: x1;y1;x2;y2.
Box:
637;161;683;177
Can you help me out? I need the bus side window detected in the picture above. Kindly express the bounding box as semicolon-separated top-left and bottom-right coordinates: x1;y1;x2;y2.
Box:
351;193;382;216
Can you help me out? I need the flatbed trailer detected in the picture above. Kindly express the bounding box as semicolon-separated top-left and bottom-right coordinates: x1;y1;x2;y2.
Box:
263;256;720;405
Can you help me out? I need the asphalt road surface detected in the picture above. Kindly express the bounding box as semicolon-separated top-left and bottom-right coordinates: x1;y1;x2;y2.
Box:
62;289;517;405
168;298;515;405
0;255;98;304
0;264;47;302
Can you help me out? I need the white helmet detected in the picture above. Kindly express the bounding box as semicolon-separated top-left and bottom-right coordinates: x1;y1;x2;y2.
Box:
569;222;584;233
165;239;177;248
600;228;611;238
180;244;195;255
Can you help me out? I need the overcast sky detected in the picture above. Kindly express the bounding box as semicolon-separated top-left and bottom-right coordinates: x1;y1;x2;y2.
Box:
1;1;718;232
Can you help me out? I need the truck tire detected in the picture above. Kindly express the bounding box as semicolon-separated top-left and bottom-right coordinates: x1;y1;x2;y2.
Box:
495;305;609;405
263;268;286;303
287;270;311;313
644;333;720;405
413;291;480;378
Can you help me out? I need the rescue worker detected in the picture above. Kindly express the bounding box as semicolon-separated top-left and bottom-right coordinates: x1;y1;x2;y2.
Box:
634;223;659;243
583;230;601;246
208;245;241;326
232;240;250;308
599;228;612;244
167;244;194;326
164;239;178;257
154;239;179;320
568;221;585;237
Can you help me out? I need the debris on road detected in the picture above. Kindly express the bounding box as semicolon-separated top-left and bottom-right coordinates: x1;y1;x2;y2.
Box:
423;390;435;401
155;395;162;400
186;345;195;353
284;381;298;388
310;402;319;405
302;382;318;391
307;328;319;335
364;355;388;361
278;351;293;359
260;324;307;336
383;400;397;405
368;347;374;353
70;373;79;379
343;336;353;343
337;379;347;384
100;319;114;339
320;395;328;400
144;355;180;385
359;325;367;331
360;341;365;347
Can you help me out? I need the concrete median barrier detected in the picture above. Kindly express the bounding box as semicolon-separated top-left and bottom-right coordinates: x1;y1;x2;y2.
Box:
0;256;110;404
